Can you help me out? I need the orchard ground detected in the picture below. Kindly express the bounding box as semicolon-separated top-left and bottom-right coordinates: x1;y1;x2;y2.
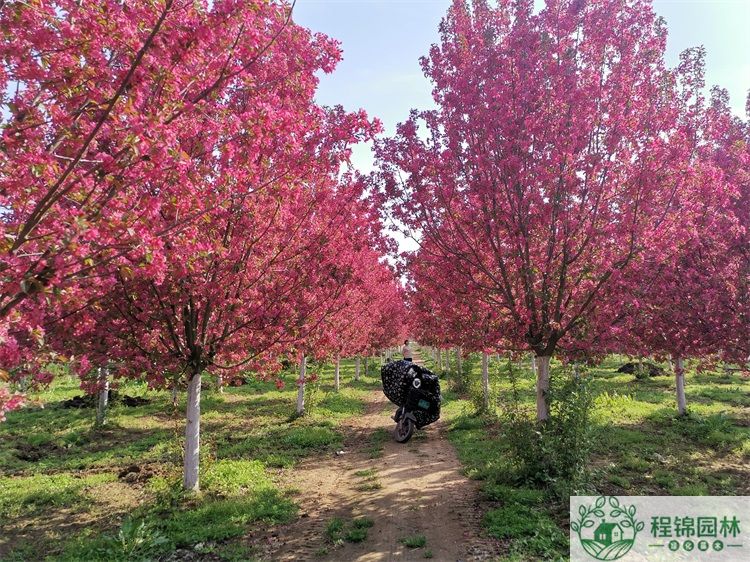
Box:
0;353;748;561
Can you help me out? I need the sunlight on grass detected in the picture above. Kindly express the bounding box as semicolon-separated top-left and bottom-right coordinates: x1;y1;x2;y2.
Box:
436;349;750;561
0;357;371;560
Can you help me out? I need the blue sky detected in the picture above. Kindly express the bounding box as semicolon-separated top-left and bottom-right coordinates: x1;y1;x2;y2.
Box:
295;0;750;173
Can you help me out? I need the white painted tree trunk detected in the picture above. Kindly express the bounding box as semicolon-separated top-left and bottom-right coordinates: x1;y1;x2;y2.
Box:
457;347;462;376
482;352;490;411
216;374;224;393
675;356;687;416
438;349;442;372
296;355;306;415
334;355;341;392
184;372;201;491
364;357;369;377
95;366;109;427
531;354;537;377
171;383;178;408
535;355;551;422
355;356;361;381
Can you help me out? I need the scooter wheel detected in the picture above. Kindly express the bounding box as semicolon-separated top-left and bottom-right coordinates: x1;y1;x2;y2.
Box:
394;416;415;443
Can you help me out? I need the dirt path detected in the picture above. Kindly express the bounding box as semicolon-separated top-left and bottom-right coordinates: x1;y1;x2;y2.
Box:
250;352;499;561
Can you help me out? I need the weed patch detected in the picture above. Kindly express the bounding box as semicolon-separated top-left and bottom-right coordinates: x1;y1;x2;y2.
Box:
325;516;373;545
367;427;390;459
400;534;427;548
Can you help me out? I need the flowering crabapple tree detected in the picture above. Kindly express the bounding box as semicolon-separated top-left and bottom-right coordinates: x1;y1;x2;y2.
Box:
284;195;402;414
55;154;391;491
27;7;384;494
0;379;24;422
621;182;737;415
0;0;323;413
408;244;508;408
705;90;750;366
323;254;406;392
376;0;713;421
620;89;750;415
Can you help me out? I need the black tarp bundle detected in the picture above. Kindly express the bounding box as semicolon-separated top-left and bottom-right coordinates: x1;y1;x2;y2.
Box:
381;360;441;428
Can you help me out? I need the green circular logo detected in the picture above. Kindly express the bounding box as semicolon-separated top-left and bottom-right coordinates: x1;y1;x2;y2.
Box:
572;496;644;561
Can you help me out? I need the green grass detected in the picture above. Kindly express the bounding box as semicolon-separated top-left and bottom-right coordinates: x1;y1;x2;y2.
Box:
0;472;115;518
0;357;374;561
367;427;390;459
427;348;750;561
201;459;272;497
400;534;427;548
483;503;568;559
353;468;382;491
325;517;346;544
345;527;369;542
352;517;374;529
325;516;373;545
481;483;545;505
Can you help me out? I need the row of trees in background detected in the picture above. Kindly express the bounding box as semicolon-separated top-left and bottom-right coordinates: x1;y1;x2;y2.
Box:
377;0;749;419
1;0;406;489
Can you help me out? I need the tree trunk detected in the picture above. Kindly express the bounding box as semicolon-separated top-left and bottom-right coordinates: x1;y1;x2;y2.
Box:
334;354;340;392
437;349;442;372
531;354;537;378
364;357;369;377
183;372;201;491
95;366;109;427
355;356;361;381
573;362;581;379
171;383;178;408
216;373;224;394
675;355;687;416
535;355;551;422
482;352;490;411
296;355;306;415
457;347;462;376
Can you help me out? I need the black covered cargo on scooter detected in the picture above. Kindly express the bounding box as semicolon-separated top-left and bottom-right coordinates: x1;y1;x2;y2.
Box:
381;359;441;429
